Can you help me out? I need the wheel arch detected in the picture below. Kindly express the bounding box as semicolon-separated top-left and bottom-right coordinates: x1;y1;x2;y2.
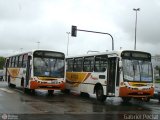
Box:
94;83;103;93
21;77;25;87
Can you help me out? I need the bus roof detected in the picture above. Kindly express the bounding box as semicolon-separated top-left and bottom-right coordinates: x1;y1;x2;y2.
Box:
5;49;65;58
66;50;151;59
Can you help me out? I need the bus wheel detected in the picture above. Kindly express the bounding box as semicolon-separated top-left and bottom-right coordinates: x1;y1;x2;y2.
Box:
144;97;150;102
8;76;11;87
122;97;131;103
80;92;90;98
30;89;35;95
96;86;106;102
48;90;54;95
23;88;29;93
9;83;15;88
61;89;70;94
8;76;15;88
24;88;33;94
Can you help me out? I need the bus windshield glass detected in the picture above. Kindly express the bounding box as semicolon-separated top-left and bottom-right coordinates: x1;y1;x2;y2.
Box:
122;59;153;82
33;51;64;78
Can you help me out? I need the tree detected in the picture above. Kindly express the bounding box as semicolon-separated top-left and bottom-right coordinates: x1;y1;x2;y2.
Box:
0;57;5;69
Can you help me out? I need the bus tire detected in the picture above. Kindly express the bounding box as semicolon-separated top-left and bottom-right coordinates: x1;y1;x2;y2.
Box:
24;88;35;95
24;88;31;94
80;92;90;98
122;97;131;103
95;86;106;102
8;76;11;87
30;89;35;95
48;90;54;95
61;89;70;94
8;76;15;88
144;97;150;102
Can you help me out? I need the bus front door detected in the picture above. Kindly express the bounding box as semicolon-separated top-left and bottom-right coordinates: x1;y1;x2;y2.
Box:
5;58;9;82
25;56;31;88
107;57;117;96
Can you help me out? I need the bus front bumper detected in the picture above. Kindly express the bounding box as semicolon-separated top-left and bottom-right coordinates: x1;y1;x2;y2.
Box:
119;87;154;98
29;81;65;90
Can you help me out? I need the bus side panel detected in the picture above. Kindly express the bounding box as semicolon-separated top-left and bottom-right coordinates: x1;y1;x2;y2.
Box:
7;67;27;87
66;72;108;95
84;72;107;96
66;72;90;93
7;68;20;86
15;68;26;87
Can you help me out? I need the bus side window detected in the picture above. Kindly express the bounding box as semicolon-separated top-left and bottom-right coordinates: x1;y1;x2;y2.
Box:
4;58;9;68
11;57;15;67
22;54;28;68
18;55;23;67
83;56;94;72
73;57;83;72
9;57;12;67
15;56;19;67
66;59;73;72
95;55;108;72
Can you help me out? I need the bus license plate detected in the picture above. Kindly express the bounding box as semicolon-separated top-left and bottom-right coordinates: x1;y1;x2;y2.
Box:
138;92;143;94
51;81;57;84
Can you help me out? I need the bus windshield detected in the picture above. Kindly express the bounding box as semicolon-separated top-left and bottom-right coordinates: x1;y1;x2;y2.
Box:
122;59;153;82
33;57;64;78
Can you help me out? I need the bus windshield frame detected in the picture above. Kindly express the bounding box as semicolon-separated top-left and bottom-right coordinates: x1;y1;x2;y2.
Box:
33;51;65;78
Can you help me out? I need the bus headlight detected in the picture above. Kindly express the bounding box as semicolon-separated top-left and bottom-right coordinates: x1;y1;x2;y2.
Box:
120;82;127;87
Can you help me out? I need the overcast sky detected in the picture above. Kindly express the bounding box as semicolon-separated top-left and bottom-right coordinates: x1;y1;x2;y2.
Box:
0;0;160;57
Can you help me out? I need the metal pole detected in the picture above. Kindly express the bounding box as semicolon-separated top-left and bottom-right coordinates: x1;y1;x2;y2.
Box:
20;48;23;52
77;29;114;50
66;32;70;56
37;41;40;49
133;8;140;50
134;10;137;50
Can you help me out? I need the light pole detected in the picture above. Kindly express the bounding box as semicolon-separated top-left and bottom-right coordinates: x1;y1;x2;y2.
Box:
66;32;70;56
20;48;23;52
133;8;140;50
37;41;40;49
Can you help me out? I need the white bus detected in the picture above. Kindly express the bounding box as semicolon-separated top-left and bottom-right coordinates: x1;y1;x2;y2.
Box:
65;50;154;102
4;50;65;94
